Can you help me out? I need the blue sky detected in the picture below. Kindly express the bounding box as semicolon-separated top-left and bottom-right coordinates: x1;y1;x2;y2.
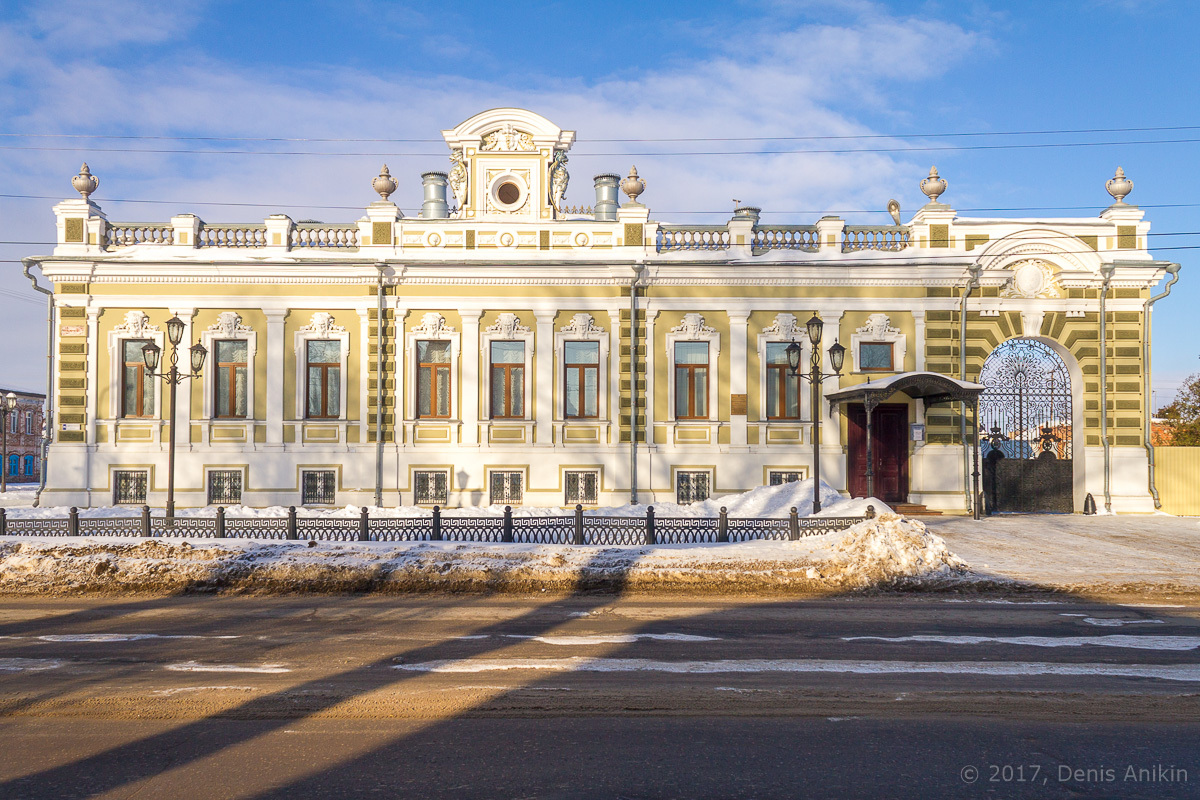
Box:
0;0;1196;408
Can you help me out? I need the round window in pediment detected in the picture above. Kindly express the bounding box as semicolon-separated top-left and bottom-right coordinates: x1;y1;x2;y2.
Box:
497;181;520;205
489;172;529;213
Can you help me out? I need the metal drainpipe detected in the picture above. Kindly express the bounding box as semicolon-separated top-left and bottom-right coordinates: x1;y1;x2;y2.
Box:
21;257;53;507
960;264;981;513
1100;264;1116;513
375;262;386;509
1143;262;1181;509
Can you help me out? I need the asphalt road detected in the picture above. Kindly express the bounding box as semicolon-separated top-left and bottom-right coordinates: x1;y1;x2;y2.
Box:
2;593;1199;799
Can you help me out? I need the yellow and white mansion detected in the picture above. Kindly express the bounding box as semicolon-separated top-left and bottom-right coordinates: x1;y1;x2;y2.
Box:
27;108;1178;513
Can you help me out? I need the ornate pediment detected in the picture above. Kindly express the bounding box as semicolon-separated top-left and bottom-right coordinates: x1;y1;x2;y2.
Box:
207;311;252;337
671;313;716;339
559;313;604;337
856;313;901;338
1001;259;1061;299
299;312;347;337
410;312;456;338
484;313;531;339
481;124;536;152
113;310;157;338
763;313;804;341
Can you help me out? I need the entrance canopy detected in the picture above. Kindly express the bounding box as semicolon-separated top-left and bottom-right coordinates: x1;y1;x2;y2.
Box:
826;371;985;415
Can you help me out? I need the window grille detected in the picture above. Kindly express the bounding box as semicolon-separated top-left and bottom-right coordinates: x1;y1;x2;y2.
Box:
769;471;803;486
113;470;148;505
489;471;523;505
676;471;711;504
413;470;449;505
564;471;599;506
302;470;336;505
207;470;243;505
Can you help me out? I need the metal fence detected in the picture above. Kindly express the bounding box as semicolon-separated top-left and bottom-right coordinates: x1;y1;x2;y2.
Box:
0;505;874;545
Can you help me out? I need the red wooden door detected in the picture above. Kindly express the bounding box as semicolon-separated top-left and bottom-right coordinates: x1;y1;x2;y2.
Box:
847;403;909;502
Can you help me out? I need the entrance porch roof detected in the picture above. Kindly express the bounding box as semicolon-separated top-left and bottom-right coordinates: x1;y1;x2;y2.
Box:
826;371;985;415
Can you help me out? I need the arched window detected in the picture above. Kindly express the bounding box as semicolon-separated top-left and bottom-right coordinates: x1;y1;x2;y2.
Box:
6;454;17;477
23;455;34;476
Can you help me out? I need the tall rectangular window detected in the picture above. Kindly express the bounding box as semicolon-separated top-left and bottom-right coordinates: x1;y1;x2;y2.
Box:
417;340;451;418
214;340;248;418
490;341;525;419
564;341;599;419
23;455;35;476
24;413;34;435
765;343;801;420
6;455;16;476
306;340;341;418
674;342;709;420
121;339;154;418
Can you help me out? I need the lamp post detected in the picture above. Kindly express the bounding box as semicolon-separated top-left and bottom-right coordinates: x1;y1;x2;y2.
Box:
786;314;845;514
142;316;206;522
1;392;16;493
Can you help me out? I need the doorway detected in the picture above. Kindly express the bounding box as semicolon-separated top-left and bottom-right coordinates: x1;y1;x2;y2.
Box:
847;403;908;503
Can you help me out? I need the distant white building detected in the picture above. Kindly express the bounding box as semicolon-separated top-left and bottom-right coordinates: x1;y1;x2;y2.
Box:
27;109;1177;513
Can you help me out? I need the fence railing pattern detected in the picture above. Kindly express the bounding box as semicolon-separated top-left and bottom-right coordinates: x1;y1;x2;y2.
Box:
752;226;819;252
106;224;175;247
0;505;873;545
842;226;911;252
291;224;359;248
657;226;732;252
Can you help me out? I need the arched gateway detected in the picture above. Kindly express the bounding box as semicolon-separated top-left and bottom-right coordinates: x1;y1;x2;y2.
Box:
978;338;1074;513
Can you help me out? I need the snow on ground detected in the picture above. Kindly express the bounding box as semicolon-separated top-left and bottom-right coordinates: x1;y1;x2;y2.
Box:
0;480;890;520
0;513;963;595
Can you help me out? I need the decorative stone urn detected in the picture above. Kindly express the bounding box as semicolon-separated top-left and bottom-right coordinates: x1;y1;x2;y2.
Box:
373;164;397;201
620;165;645;204
72;163;98;200
920;166;946;204
1106;166;1133;204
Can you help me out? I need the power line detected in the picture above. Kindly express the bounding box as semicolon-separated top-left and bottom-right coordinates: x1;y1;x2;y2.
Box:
3;123;1200;145
4;192;1200;216
6;136;1200;158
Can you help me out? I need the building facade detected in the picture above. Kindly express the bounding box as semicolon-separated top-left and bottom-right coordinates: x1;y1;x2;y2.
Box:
0;388;45;485
28;109;1177;512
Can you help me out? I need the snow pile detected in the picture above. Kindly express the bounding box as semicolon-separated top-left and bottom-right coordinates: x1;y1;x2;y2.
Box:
822;513;967;587
0;513;965;596
5;480;888;521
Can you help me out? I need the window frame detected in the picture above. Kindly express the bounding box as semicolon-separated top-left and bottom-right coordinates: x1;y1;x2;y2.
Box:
212;339;250;419
206;468;244;505
487;469;525;506
120;338;156;419
201;314;257;421
106;310;165;422
488;340;526;420
23;455;35;476
563;340;601;420
673;342;710;421
563;469;600;506
554;313;609;423
112;469;149;505
849;314;906;374
412;469;450;506
6;454;16;477
480;313;534;423
415;340;454;420
768;469;806;486
665;313;721;423
304;339;343;419
764;342;803;421
857;341;895;372
293;313;350;422
405;313;460;422
301;469;337;505
674;469;712;505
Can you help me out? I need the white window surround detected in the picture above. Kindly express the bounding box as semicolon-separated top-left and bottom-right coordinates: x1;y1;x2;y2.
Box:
293;312;350;421
404;312;461;421
480;313;535;422
106;310;165;421
201;312;258;421
756;313;812;423
554;313;609;421
850;314;906;373
665;313;721;423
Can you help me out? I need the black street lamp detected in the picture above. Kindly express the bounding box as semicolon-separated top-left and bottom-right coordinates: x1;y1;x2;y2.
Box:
1;392;16;493
787;314;845;513
142;316;206;521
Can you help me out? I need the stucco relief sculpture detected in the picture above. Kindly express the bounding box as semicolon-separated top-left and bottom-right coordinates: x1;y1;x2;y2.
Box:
410;312;456;338
671;313;715;339
763;313;803;341
208;312;252;337
113;310;156;337
1000;259;1061;299
481;123;535;152
857;313;901;339
485;313;531;339
549;151;569;213
299;312;347;336
560;313;604;336
448;149;468;215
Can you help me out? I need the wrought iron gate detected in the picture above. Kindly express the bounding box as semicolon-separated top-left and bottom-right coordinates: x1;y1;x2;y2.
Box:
978;338;1074;513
